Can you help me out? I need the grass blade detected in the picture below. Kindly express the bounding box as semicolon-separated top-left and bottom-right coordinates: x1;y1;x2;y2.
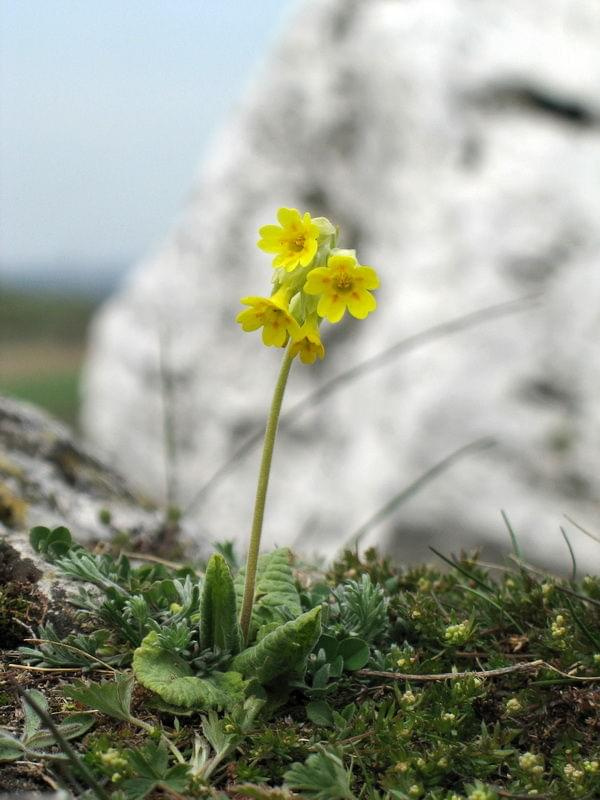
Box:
183;296;537;516
560;526;577;583
345;438;495;549
501;510;522;560
429;547;495;594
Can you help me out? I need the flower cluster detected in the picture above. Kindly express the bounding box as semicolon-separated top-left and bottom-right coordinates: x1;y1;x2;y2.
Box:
236;207;379;363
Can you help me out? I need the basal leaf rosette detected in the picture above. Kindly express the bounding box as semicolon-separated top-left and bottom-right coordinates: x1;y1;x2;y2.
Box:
132;631;250;711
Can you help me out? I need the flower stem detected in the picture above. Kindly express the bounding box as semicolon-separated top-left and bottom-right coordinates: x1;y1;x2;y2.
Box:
239;348;294;643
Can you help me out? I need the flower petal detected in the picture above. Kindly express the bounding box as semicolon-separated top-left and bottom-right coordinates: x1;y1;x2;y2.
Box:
327;253;357;271
277;207;299;226
258;238;283;254
299;238;318;267
236;309;262;331
347;289;376;319
258;224;283;239
304;268;332;295
355;266;379;290
318;293;346;324
262;323;288;347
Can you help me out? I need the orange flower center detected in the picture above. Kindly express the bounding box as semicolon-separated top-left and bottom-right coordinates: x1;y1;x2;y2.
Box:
291;234;306;251
334;271;353;292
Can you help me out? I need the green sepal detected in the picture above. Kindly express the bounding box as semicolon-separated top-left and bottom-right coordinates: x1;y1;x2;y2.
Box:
133;631;248;710
231;606;321;684
200;553;241;654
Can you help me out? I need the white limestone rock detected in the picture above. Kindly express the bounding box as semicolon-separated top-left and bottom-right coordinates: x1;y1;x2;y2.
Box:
82;0;600;569
0;395;162;546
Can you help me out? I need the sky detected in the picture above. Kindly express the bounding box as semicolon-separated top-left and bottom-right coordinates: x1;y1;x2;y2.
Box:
0;0;298;287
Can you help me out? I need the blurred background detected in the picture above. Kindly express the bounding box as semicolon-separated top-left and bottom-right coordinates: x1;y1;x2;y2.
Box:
3;0;600;568
0;0;297;425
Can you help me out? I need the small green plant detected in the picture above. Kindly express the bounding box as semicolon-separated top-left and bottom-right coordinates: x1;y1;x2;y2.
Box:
236;207;379;642
11;210;600;798
0;689;94;763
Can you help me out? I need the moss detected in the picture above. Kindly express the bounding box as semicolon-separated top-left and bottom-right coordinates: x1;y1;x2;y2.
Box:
0;483;27;529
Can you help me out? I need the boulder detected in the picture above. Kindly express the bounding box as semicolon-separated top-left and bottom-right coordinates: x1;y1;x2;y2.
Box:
0;394;162;550
82;0;600;569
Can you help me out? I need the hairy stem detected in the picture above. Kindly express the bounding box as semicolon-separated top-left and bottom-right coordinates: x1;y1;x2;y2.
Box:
239;349;294;643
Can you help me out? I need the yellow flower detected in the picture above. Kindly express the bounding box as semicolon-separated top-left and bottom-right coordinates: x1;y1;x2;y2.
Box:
304;251;379;323
289;317;325;364
258;207;320;271
236;286;299;347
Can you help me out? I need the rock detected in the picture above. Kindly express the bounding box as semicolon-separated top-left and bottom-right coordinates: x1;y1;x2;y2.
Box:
0;395;163;548
82;0;600;569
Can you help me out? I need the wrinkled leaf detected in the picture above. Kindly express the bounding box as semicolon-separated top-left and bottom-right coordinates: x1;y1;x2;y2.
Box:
231;606;321;684
63;672;134;722
235;548;302;623
200;553;241;654
133;631;248;710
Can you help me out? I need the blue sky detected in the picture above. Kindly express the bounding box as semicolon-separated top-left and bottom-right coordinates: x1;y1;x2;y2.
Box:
0;0;298;282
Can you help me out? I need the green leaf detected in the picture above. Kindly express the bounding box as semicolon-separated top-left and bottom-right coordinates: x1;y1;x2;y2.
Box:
231;606;322;684
120;776;156;800
316;634;339;661
127;739;168;778
235;548;302;623
284;746;357;800
162;763;191;792
0;731;24;762
30;525;73;558
21;689;47;740
30;525;51;553
121;740;191;800
25;714;95;750
312;663;331;690
144;579;180;609
329;655;344;678
337;638;369;671
306;700;334;727
200;553;241;654
133;631;248;710
62;672;134;722
201;709;237;754
231;786;297;800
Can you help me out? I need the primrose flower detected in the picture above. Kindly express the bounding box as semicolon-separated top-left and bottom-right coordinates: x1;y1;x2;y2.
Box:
258;207;321;271
236;286;299;347
289;317;325;364
304;250;379;323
